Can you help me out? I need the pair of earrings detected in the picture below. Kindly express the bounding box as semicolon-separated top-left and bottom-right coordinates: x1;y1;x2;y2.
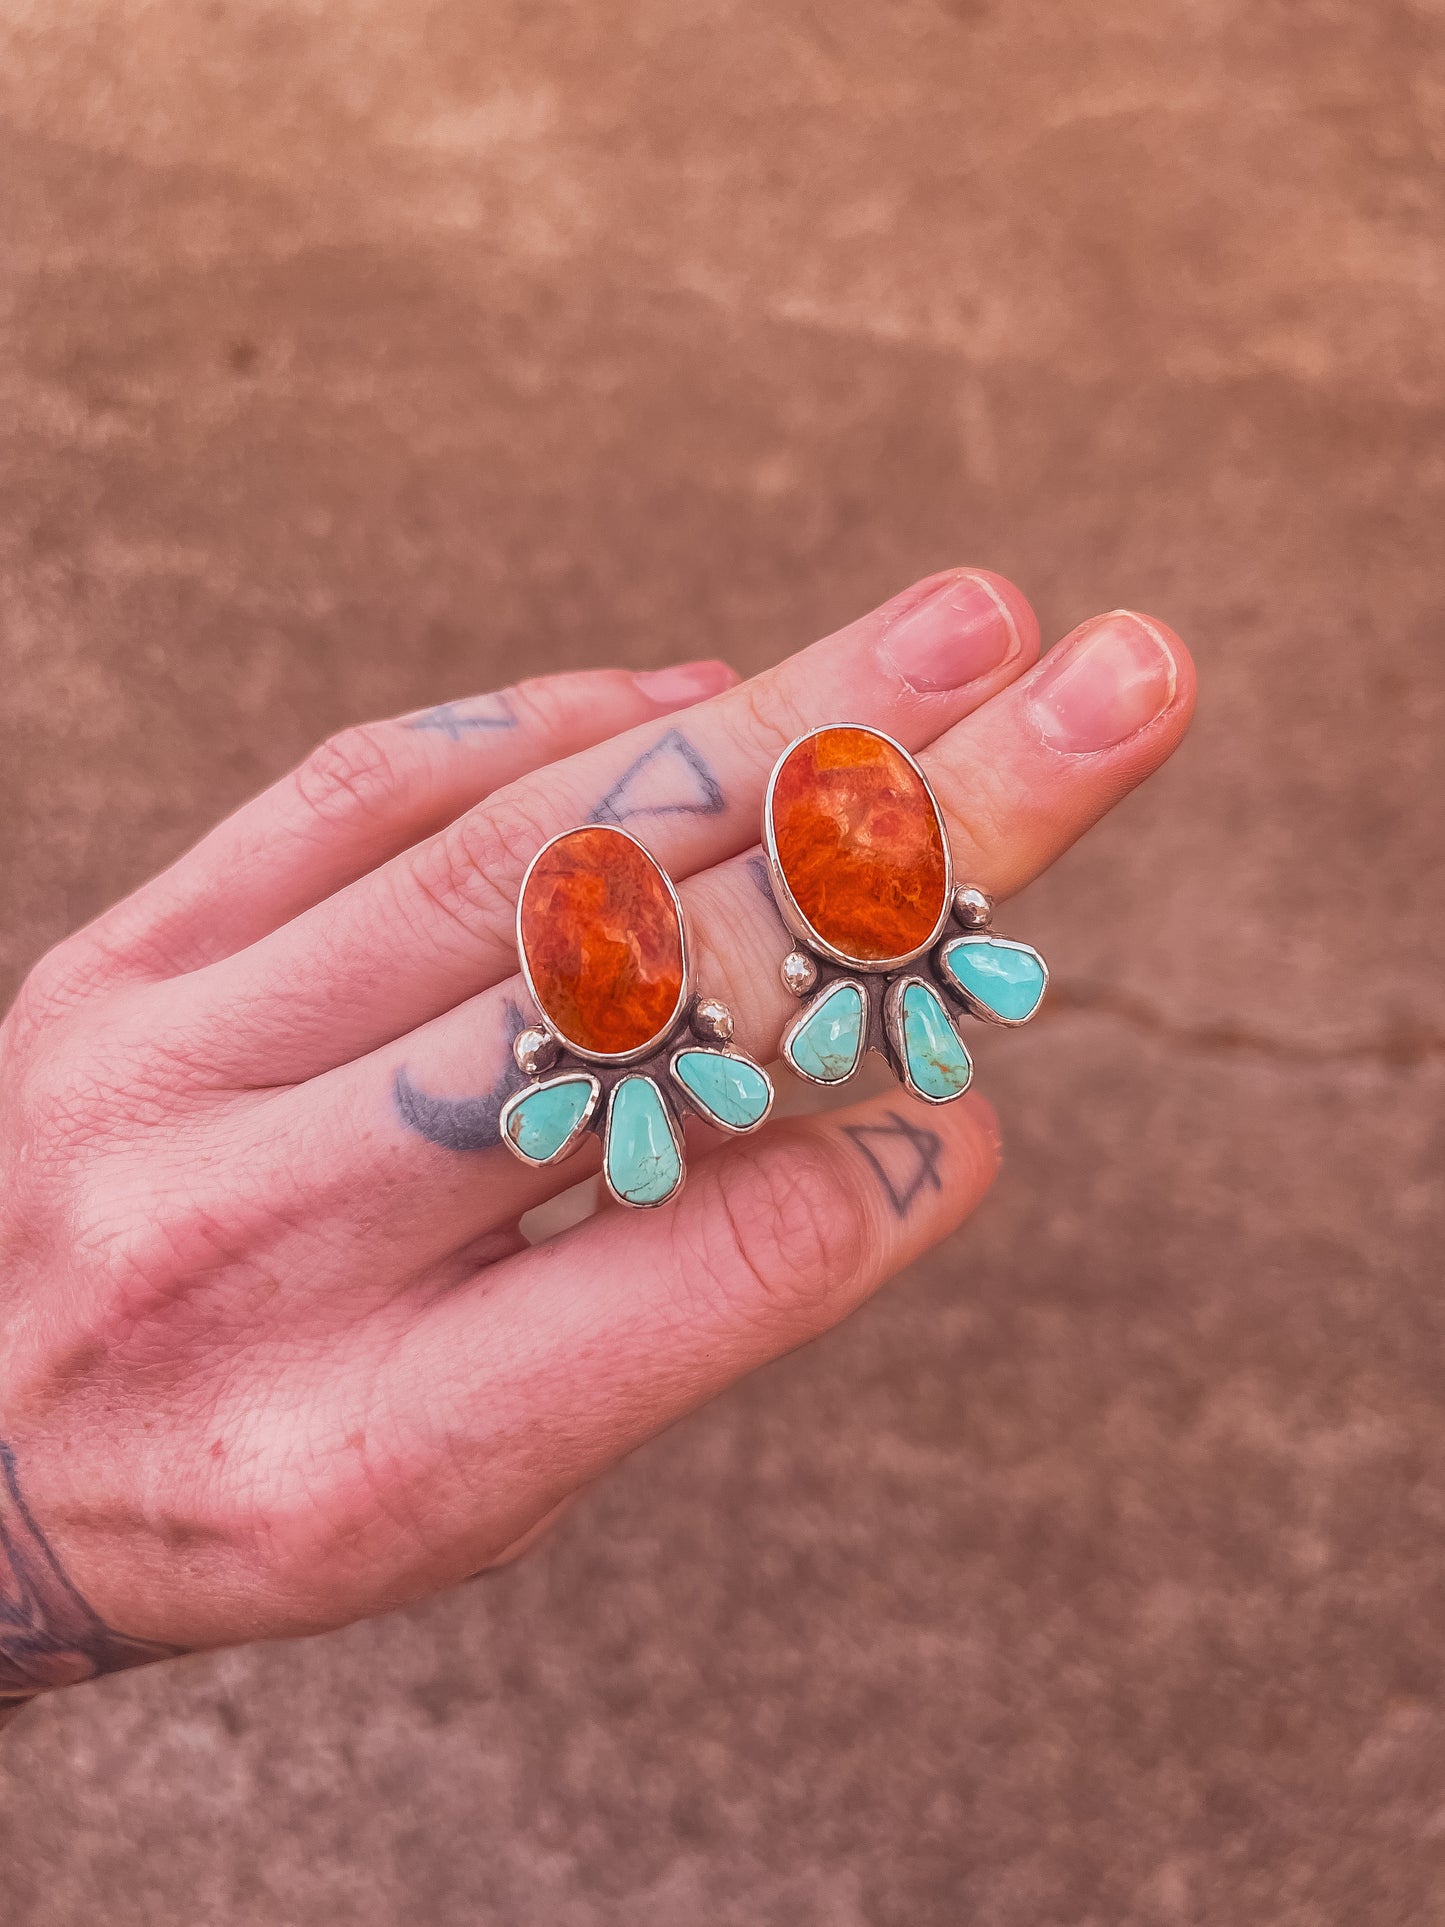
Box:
500;724;1048;1208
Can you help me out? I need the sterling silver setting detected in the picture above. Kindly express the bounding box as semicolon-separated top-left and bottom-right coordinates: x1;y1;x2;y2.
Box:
938;931;1051;1028
501;824;775;1208
763;726;1049;1104
497;1071;601;1167
513;827;695;1071
762;729;955;972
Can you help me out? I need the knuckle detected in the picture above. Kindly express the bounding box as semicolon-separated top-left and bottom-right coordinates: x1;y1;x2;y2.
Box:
14;990;211;1159
11;908;208;1038
504;673;581;739
677;1137;871;1331
291;722;407;828
727;671;811;767
78;1198;261;1358
19;1054;118;1160
11;1027;142;1161
10;934;135;1044
508;668;632;739
498;676;562;739
9;948;84;1044
406;787;551;944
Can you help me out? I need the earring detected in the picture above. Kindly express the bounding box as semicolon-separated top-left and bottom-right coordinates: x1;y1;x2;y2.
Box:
762;725;1047;1102
500;824;774;1207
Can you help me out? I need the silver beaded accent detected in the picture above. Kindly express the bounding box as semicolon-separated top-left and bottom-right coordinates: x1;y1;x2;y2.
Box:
689;996;734;1044
513;1025;560;1076
953;886;994;931
780;949;819;997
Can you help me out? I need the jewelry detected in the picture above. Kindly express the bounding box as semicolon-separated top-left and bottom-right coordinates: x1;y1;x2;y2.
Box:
762;725;1047;1101
501;824;774;1207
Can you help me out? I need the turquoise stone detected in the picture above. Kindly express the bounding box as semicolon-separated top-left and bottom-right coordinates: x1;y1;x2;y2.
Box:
672;1050;771;1131
504;1074;597;1162
605;1076;684;1206
899;981;973;1100
942;937;1047;1023
787;982;865;1083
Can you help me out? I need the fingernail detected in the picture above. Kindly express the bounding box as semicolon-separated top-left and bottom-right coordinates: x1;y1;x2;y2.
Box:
634;659;738;704
882;572;1020;692
1026;611;1177;753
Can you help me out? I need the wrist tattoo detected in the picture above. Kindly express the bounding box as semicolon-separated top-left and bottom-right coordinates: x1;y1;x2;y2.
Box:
0;1440;178;1714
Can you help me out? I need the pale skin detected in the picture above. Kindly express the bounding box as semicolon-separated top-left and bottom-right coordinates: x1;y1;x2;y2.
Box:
0;570;1195;1726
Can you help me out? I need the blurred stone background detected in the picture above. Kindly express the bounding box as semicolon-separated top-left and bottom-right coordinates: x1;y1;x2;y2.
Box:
1;2;1443;1922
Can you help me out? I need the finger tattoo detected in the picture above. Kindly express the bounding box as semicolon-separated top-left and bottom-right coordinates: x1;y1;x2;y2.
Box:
589;729;725;826
405;694;520;739
842;1111;946;1219
392;1002;530;1153
745;852;789;928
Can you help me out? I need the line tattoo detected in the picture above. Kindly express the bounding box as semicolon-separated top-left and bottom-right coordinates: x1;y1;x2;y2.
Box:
590;729;725;826
393;1002;529;1153
843;1111;945;1218
0;1440;178;1718
405;693;519;740
745;851;788;926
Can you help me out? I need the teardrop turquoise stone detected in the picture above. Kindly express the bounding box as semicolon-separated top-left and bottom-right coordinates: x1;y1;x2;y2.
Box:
942;937;1047;1023
605;1076;684;1206
900;981;973;1100
503;1074;597;1162
786;982;865;1083
673;1050;771;1130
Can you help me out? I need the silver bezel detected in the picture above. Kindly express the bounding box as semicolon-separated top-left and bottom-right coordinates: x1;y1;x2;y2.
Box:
761;723;955;974
780;976;869;1087
939;934;1050;1029
515;822;693;1066
882;974;974;1105
601;1074;688;1210
668;1045;776;1134
497;1072;602;1166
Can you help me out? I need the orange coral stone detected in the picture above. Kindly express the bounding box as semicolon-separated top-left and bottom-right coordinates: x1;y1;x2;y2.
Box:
520;826;685;1057
769;726;948;963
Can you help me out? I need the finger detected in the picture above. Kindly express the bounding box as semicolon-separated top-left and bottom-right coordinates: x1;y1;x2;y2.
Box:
234;607;1193;1281
692;607;1199;1044
272;1084;1002;1616
918;608;1198;895
154;569;1039;1083
35;663;735;1008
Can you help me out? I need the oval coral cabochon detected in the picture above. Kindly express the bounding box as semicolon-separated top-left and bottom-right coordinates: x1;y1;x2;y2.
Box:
767;726;950;967
519;826;687;1058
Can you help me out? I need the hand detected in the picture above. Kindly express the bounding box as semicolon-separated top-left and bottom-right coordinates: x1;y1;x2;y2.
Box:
0;572;1194;1716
